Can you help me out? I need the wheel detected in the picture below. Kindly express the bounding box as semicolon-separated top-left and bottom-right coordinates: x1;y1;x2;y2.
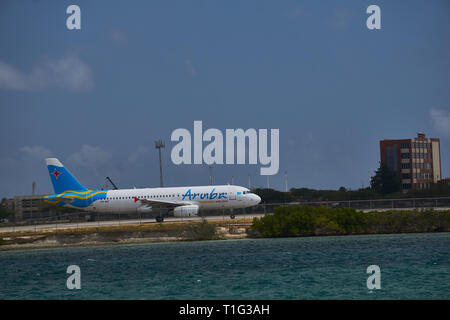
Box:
230;214;235;219
156;217;163;223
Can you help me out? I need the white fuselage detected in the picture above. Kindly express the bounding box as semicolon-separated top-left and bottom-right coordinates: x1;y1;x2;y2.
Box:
84;185;260;214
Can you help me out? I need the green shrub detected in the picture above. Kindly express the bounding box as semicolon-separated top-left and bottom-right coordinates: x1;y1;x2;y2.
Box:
185;220;218;241
250;206;450;238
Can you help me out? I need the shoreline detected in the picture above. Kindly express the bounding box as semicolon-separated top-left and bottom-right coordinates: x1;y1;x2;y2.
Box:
0;220;250;251
1;219;449;251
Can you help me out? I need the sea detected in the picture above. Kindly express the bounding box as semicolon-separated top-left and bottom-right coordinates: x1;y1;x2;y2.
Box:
0;233;449;300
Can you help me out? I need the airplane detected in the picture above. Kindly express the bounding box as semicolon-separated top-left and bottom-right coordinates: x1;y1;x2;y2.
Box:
43;158;261;222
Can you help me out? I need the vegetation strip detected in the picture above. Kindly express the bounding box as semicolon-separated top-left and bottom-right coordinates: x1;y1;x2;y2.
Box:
249;206;450;237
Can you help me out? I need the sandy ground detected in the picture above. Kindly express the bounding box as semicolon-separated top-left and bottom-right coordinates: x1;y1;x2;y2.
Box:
0;213;266;233
0;220;252;251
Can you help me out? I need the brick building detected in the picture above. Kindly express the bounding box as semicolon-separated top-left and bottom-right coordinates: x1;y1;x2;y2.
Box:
380;133;442;191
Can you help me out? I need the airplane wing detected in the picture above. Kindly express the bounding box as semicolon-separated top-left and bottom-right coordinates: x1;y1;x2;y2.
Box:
135;198;191;210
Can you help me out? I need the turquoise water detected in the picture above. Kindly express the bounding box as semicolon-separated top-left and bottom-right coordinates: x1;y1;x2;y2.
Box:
0;233;449;299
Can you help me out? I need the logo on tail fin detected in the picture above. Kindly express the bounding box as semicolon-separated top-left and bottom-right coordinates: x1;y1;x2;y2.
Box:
52;169;61;179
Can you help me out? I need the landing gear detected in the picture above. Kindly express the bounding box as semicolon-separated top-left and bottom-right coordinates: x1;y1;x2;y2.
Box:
155;208;168;223
230;214;235;219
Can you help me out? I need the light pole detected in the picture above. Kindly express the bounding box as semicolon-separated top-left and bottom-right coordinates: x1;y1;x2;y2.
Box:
155;140;165;187
209;165;213;185
284;171;288;192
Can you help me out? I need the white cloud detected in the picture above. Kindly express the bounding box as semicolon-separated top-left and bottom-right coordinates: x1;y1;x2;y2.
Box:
67;145;112;167
0;56;94;92
430;108;450;137
20;146;53;159
128;146;149;164
0;60;28;91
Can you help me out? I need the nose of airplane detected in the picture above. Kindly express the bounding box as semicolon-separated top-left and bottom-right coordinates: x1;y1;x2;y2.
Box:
253;194;261;204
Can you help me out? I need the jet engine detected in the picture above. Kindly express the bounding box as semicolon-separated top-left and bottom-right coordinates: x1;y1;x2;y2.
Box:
173;205;199;217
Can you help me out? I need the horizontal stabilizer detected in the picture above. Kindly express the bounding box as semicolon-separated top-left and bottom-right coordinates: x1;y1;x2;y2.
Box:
44;197;74;204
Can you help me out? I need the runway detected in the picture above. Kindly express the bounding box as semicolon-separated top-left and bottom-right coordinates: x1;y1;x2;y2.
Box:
0;213;267;233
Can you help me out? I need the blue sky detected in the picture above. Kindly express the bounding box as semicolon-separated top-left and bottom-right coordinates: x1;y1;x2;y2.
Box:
0;0;449;197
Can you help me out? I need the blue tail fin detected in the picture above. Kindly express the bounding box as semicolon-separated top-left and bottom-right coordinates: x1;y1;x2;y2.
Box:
45;158;88;194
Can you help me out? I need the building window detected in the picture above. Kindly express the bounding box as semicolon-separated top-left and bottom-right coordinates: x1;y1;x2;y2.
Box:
401;163;410;169
400;142;410;148
402;173;411;179
401;153;410;159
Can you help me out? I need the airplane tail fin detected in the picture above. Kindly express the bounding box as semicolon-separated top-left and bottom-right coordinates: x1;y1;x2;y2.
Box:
45;158;88;194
